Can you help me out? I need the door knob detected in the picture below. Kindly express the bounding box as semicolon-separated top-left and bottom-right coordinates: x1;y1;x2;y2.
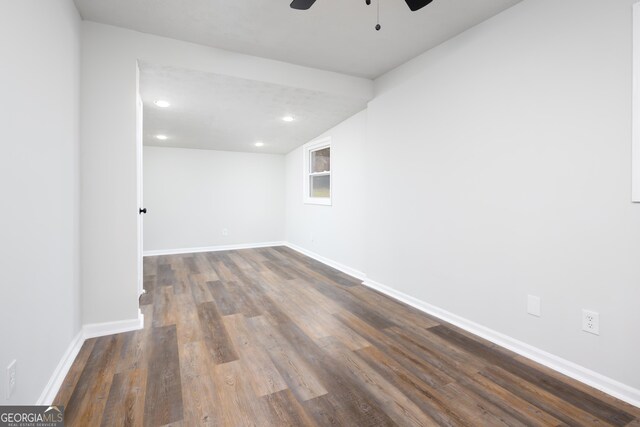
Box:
139;208;147;214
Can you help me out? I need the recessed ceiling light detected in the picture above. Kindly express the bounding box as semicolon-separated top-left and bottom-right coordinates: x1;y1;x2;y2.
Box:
255;141;265;147
282;115;295;122
154;100;171;108
156;134;168;140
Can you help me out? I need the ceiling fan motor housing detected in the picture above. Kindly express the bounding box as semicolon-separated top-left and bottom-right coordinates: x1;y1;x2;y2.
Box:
290;0;434;12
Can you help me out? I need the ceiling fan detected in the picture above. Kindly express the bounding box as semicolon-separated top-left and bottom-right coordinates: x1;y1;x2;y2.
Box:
290;0;434;12
290;0;434;31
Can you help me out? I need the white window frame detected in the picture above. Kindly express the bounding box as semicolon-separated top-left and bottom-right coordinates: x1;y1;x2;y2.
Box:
303;137;332;206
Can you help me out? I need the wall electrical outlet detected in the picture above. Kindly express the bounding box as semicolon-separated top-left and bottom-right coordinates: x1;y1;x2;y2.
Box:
582;310;600;335
221;228;229;236
527;295;541;317
6;360;16;400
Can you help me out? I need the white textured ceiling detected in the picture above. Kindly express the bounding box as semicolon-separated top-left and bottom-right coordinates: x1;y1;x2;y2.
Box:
75;0;522;79
140;63;369;154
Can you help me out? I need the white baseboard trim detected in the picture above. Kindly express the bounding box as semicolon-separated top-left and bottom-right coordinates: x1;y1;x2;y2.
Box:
36;331;84;405
283;242;367;281
82;311;145;340
143;241;285;257
37;311;145;404
362;277;640;409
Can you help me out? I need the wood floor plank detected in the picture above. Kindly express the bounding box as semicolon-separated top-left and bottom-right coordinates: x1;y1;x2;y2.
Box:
189;274;214;304
156;264;176;287
302;392;395;427
234;249;269;272
247;315;328;402
207;280;239;315
259;274;370;351
263;260;296;280
298;274;396;331
64;335;123;426
226;251;258;273
100;369;147;427
263;389;317;427
514;355;640;421
197;301;239;364
152;285;177;328
269;319;397;426
480;365;614;425
174;291;203;346
384;326;486;381
321;337;438;427
212;360;276;427
115;328;150;374
437;382;525;427
463;371;565;427
193;253;220;280
217;251;254;283
356;345;472;427
271;246;361;287
336;311;456;388
347;285;440;330
430;324;636;426
56;248;639;426
204;252;238;282
210;279;262;318
223;313;288;397
179;341;219;426
181;255;199;275
143;325;184;427
172;274;190;296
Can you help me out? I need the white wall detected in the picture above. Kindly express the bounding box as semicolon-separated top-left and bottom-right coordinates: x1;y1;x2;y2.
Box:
80;21;373;325
286;111;367;274
366;0;640;389
0;0;81;404
144;147;285;252
284;0;640;396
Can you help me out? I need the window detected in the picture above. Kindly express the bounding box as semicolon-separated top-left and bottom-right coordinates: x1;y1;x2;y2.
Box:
303;137;331;205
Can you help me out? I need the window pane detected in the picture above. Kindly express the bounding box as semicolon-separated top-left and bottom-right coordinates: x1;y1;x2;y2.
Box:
311;147;330;173
310;175;330;198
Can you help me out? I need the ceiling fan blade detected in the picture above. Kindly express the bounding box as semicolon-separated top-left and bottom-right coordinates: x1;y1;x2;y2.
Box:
290;0;317;10
404;0;434;11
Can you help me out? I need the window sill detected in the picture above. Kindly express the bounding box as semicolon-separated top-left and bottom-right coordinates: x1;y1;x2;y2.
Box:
304;198;332;206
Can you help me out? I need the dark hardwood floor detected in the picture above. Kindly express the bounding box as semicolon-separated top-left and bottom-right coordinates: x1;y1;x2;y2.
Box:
55;246;640;426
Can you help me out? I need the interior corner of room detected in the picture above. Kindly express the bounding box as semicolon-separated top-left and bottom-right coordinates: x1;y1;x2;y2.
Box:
2;0;640;422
